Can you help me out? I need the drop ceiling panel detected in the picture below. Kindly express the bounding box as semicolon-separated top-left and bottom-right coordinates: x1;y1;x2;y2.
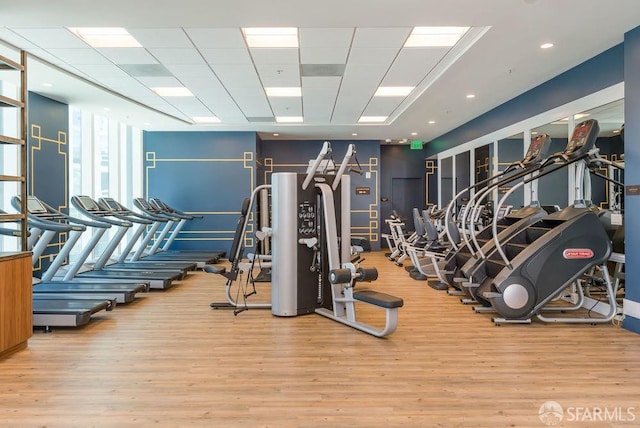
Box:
0;29;39;50
299;28;353;65
347;47;400;65
302;76;341;123
98;48;158;64
352;27;411;48
164;64;215;79
382;47;447;86
268;97;302;116
128;28;193;48
46;48;111;65
255;63;300;87
185;28;246;49
211;64;263;88
148;48;206;65
361;97;404;116
181;76;229;95
233;95;273;117
73;64;130;78
136;76;184;87
341;63;389;89
96;78;157;96
300;47;350;65
249;48;299;65
11;28;87;48
200;48;252;65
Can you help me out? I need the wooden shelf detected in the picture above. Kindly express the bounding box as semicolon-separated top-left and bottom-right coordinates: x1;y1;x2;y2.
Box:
0;54;23;71
0;214;24;223
0;175;24;182
0;135;24;146
0;94;24;109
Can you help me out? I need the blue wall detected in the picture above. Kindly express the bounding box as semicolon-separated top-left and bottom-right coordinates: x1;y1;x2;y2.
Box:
425;44;624;157
143;131;257;255
27;92;69;276
260;139;381;250
623;26;640;333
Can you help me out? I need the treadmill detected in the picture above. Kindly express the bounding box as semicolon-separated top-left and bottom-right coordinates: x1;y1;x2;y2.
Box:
130;198;223;267
94;197;197;276
0;211;115;333
68;195;181;289
14;196;148;303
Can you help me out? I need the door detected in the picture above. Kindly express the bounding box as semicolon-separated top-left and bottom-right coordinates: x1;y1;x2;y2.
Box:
391;177;424;233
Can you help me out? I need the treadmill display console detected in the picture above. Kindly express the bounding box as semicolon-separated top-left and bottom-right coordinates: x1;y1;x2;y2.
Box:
76;195;100;211
523;134;551;165
27;196;47;214
150;198;169;210
100;198;122;211
565;119;599;158
135;198;152;210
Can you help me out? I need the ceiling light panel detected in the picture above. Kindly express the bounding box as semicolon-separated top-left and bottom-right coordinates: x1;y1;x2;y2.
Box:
242;27;299;48
347;47;402;65
68;27;141;48
404;26;470;47
151;86;194;97
374;86;414;97
192;116;221;124
358;116;387;123
265;87;302;97
275;116;303;123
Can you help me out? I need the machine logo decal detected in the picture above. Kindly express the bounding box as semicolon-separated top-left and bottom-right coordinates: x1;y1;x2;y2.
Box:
562;249;594;259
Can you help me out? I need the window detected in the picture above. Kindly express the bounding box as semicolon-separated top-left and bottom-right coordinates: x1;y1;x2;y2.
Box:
68;107;143;262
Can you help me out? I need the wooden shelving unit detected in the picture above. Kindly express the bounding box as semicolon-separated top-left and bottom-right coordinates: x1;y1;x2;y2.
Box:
0;47;31;358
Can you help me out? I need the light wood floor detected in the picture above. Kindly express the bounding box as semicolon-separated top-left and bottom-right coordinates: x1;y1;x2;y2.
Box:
1;251;639;427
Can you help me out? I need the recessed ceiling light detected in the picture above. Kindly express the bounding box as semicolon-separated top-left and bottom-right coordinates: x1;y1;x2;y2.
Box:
411;132;418;136
143;122;151;126
265;87;302;97
275;116;303;123
428;120;436;124
404;26;469;47
242;27;298;48
531;131;538;135
273;133;280;136
68;27;141;48
352;133;358;136
103;107;111;111
374;86;414;97
42;82;53;87
192;116;221;124
575;113;590;119
613;130;620;134
358;116;388;123
151;87;194;97
540;42;554;49
466;94;476;99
